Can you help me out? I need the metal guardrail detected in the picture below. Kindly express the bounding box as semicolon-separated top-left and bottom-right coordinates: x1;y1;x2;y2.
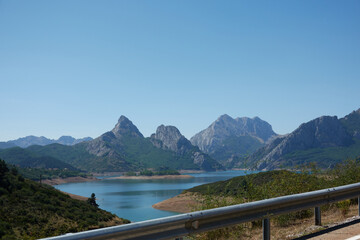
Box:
41;182;360;240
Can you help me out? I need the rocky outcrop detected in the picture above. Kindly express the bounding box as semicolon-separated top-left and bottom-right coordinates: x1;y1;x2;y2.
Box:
150;125;192;154
150;125;224;171
80;116;224;171
250;116;354;170
340;108;360;139
85;115;141;157
112;115;143;138
190;114;277;165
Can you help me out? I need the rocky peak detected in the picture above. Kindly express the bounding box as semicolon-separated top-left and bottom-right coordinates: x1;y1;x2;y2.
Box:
150;125;190;152
254;115;354;169
150;124;224;171
302;116;352;147
190;114;277;154
236;116;276;142
111;115;143;138
340;108;360;139
216;114;234;123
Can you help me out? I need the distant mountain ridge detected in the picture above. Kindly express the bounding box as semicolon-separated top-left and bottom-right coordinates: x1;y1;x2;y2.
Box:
0;135;93;149
246;109;360;170
190;114;277;166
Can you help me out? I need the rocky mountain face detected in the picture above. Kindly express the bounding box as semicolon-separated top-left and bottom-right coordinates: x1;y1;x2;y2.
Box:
150;125;224;170
248;114;358;170
2;116;223;172
77;116;223;171
0;135;92;149
85;115;143;158
190;114;277;166
340;109;360;139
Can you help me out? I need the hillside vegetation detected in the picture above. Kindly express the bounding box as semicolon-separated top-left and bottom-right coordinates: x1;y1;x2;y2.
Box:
0;159;129;239
0;147;78;170
185;159;360;239
15;116;223;172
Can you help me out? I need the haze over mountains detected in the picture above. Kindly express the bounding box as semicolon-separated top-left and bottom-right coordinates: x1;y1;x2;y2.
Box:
1;108;360;172
0;135;92;149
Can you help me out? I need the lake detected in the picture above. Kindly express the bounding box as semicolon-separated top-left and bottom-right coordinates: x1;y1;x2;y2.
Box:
55;170;257;222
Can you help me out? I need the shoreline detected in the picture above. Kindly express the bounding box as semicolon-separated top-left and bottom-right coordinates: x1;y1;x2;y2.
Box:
41;176;99;185
60;191;88;201
107;174;194;180
152;192;201;213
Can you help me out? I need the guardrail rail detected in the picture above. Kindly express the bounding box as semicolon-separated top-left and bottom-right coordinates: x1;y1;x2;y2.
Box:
41;182;360;240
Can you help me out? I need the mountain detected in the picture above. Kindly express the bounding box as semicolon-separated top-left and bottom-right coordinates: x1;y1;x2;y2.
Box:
150;125;224;171
57;136;93;145
340;109;360;139
190;114;277;166
247;109;360;170
0;142;16;149
26;116;223;172
0;135;93;149
0;147;78;170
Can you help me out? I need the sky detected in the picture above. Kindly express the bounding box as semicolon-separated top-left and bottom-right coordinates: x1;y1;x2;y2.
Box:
0;0;359;141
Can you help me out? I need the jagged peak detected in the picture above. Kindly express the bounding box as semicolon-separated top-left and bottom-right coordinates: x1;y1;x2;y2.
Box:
216;114;234;122
117;115;131;123
156;124;181;134
112;115;143;138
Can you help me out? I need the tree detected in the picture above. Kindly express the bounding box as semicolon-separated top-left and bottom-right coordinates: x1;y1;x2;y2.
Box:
87;193;99;207
0;159;9;177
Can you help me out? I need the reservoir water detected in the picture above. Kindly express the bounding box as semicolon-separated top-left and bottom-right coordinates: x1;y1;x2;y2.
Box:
55;170;256;222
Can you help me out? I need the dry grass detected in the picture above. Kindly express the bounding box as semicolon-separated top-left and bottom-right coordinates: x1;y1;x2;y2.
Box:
190;203;359;240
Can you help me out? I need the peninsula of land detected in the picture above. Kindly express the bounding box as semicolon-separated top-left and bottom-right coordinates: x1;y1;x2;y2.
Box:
108;174;194;180
41;176;99;185
152;192;201;213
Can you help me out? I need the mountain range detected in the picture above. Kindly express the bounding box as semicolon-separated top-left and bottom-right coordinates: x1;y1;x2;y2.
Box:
1;108;360;172
0;135;92;149
0;116;223;172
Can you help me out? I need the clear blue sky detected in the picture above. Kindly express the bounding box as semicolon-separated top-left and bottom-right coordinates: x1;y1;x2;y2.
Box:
1;0;359;141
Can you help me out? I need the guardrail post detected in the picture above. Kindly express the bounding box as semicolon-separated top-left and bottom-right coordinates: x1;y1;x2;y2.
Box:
315;206;321;226
263;218;270;240
358;196;360;216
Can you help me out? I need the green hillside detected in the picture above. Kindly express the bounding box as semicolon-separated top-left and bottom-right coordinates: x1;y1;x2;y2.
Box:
187;158;360;201
120;135;200;170
0;159;129;239
26;143;106;172
185;170;328;199
278;139;360;169
27;137;207;172
0;147;78;170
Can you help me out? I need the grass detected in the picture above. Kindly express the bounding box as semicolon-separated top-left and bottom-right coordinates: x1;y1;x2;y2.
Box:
186;158;360;239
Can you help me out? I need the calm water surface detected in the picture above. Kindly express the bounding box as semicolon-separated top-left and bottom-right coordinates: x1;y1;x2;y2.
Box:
55;170;257;222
